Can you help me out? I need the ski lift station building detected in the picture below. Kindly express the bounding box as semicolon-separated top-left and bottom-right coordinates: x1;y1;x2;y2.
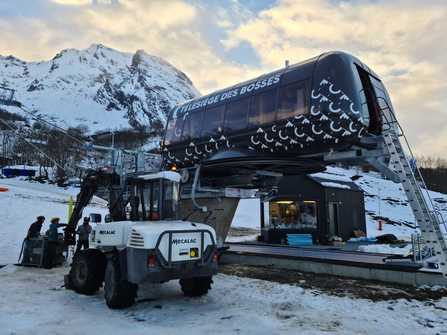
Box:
260;174;366;245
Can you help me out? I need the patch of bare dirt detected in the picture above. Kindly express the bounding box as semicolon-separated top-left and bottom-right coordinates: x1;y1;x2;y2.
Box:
227;227;259;237
219;264;447;302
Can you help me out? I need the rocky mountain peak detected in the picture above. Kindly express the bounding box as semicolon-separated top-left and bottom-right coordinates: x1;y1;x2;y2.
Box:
0;44;200;135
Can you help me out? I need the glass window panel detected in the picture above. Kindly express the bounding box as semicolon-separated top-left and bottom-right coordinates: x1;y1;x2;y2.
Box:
358;90;370;125
269;200;317;229
370;76;393;111
224;97;249;132
181;111;203;141
165;116;184;144
277;84;306;121
249;89;276;127
150;182;160;220
181;115;190;141
162;180;179;219
201;105;224;137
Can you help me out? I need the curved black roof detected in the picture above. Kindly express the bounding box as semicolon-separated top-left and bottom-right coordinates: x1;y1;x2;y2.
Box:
172;51;377;119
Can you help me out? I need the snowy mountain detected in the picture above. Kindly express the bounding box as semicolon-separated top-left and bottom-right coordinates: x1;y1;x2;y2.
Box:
0;44;199;133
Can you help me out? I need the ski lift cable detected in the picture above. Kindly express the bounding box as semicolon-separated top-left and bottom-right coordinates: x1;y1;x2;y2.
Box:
2;100;159;164
0;116;67;171
17;105;87;146
0;86;87;147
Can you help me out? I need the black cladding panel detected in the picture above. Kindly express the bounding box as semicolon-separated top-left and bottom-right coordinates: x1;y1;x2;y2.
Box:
280;60;317;86
162;51;390;171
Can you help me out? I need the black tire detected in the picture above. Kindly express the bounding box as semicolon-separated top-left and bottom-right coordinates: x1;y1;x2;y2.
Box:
67;249;106;295
180;276;213;297
104;257;138;309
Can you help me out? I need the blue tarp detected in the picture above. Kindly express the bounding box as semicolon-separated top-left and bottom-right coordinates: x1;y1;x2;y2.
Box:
287;234;313;247
2;168;36;178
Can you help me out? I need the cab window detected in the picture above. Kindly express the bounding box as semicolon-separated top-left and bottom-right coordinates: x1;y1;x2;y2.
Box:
162;180;178;219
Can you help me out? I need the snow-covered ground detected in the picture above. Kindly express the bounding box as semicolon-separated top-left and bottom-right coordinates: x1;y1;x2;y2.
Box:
0;178;107;265
1;171;447;334
3;164;447;261
358;244;412;256
1;264;447;335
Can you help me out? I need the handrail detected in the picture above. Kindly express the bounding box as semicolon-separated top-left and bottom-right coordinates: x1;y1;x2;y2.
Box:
376;97;447;234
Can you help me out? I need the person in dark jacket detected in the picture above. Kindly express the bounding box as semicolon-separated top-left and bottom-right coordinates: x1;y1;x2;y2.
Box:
23;216;46;264
76;217;92;253
27;216;45;239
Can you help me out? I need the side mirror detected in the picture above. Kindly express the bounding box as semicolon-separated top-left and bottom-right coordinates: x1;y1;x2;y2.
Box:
89;213;102;223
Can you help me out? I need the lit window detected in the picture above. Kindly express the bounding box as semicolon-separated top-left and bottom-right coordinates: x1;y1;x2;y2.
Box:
269;200;317;229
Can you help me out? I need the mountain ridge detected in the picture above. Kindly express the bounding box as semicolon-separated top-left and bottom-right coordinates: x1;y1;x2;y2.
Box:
0;44;199;135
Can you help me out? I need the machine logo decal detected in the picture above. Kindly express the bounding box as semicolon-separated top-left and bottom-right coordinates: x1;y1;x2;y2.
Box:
172;238;197;245
99;230;115;235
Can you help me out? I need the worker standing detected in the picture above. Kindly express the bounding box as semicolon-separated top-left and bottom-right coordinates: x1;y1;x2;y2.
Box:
45;217;67;268
48;217;66;241
76;217;92;253
23;216;46;264
27;216;46;239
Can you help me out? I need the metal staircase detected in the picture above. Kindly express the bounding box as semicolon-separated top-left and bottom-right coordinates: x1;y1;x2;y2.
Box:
380;98;447;277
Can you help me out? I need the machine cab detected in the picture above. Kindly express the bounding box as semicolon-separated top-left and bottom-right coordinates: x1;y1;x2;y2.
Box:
127;171;181;221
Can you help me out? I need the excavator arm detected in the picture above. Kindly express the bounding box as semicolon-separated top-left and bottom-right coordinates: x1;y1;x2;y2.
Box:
64;169;122;245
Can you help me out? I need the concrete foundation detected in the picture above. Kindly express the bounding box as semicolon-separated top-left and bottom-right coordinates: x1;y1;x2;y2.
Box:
221;252;447;287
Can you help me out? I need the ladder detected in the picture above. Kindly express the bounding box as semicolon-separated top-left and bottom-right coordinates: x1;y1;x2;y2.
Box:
383;131;447;277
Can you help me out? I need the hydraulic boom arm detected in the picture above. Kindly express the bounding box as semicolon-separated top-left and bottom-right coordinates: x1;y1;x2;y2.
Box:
64;170;120;245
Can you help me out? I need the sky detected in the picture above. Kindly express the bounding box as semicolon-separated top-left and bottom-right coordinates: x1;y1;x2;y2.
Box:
0;0;446;158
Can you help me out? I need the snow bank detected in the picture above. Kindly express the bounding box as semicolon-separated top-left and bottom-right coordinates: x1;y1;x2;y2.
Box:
358;244;412;256
0;266;446;334
320;181;352;189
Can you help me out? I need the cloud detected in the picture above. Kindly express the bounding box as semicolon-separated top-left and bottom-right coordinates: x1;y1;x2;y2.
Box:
223;0;447;158
50;0;90;5
1;0;447;157
51;0;114;5
0;0;260;94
